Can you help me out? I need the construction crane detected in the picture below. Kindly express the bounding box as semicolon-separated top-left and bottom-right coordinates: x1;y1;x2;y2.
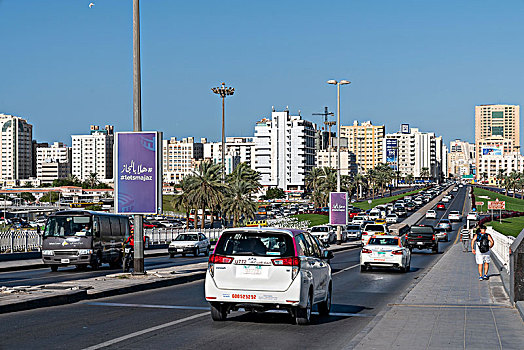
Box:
313;107;336;168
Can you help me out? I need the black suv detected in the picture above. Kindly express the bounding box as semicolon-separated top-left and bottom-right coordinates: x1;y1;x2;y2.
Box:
405;225;438;253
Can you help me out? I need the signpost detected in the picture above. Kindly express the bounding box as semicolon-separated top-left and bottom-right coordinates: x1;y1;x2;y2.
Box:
329;192;348;226
475;201;484;213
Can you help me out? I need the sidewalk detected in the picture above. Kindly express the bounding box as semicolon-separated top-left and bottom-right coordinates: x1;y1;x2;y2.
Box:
351;243;524;349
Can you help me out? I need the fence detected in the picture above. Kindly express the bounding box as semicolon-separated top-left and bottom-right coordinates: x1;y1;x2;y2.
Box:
486;226;515;274
0;229;42;253
145;228;224;244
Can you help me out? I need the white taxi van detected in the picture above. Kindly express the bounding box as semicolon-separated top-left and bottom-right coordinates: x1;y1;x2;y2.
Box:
205;227;333;325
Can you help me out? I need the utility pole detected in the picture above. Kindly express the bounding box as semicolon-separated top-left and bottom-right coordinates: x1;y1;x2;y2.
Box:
133;0;145;274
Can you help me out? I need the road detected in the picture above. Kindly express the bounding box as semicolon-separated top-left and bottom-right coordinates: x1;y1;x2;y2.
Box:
0;186;469;350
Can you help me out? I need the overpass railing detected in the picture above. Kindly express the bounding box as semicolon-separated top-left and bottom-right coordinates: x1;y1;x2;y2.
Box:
486;226;515;274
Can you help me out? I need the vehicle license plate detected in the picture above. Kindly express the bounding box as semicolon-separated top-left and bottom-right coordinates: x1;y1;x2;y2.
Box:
374;258;385;261
242;265;262;275
61;259;70;264
417;242;424;245
378;252;386;255
177;249;183;252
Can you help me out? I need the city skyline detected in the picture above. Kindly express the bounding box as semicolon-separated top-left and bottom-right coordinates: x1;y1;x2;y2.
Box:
2;1;524;146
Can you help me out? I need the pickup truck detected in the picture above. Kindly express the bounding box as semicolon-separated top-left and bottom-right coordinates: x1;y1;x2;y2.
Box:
405;225;438;253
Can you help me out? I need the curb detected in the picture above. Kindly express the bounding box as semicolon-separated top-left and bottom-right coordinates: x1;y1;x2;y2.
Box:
0;289;87;314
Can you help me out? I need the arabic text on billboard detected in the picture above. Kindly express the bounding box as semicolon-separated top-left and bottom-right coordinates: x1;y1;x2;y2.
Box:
116;132;160;214
329;192;347;226
488;200;505;210
482;147;502;156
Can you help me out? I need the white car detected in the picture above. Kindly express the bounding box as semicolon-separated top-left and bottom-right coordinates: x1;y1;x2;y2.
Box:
442;196;450;203
310;225;336;244
205;228;333;325
361;223;388;246
352;215;367;226
448;211;462;222
425;210;437;219
467;212;479;221
168;232;211;257
360;235;411;272
386;214;399;224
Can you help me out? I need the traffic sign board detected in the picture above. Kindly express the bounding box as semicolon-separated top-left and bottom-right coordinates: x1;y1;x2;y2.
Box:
475;201;484;206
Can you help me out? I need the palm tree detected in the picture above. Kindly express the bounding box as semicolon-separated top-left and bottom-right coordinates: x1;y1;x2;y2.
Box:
305;167;336;207
420;167;430;183
350;174;367;200
496;169;506;187
405;174;414;186
186;161;226;229
227;163;261;191
171;178;192;229
223;180;257;227
85;173;98;189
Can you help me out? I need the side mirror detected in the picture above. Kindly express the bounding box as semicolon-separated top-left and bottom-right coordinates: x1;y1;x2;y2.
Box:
322;250;334;260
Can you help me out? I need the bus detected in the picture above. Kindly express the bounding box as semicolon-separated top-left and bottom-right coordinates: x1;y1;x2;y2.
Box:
41;210;130;272
257;205;269;216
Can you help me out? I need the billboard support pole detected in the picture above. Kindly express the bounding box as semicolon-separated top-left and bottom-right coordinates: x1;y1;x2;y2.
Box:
133;0;144;274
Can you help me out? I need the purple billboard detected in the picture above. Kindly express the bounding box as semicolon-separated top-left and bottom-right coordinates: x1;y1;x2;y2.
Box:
329;192;348;226
115;132;162;214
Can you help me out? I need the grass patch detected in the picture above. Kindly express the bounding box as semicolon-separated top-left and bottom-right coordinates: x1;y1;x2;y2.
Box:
486;216;524;237
352;188;423;211
473;187;524;212
292;214;329;227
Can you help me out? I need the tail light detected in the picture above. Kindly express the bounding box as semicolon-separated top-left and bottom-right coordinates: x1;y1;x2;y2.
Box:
392;250;403;255
361;248;372;254
272;257;301;279
432;235;436;241
208;254;234;278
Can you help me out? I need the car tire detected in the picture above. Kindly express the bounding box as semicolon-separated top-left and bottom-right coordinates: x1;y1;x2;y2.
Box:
50;265;58;272
210;302;227;321
205;247;210;256
432;246;438;254
406;259;411;272
169;253;175;259
296;292;313;325
318;284;332;317
194;247;199;257
360;264;367;272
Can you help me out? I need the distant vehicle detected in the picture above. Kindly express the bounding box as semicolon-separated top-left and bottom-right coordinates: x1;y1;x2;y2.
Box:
434;227;449;242
352;215;367;226
448;211;462;222
436;203;446;210
467;212;479;221
310;225;337;244
452;187;459;192
425;210;437;219
405;225;438;253
442;197;450;203
168;232;211;257
205;228;333;325
386;214;399;224
346;224;362;241
360;235;411;273
361;224;388;245
437;219;452;232
42;210;129;271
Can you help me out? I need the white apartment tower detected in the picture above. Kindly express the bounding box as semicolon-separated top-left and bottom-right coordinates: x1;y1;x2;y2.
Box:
203;137;255;170
72;125;114;181
37;142;71;183
0;114;33;181
254;109;316;193
162;137;203;184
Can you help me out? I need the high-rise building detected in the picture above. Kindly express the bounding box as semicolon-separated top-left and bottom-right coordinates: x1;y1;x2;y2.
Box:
316;148;357;175
71;125;114;181
37;142;72;183
340;121;385;174
447;140;475;177
253;109;316;194
478;153;524;183
0;114;33;182
162;137;203;184
383;126;444;181
203;137;255;171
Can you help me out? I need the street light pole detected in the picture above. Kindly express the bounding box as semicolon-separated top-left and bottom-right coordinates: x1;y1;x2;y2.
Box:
327;79;350;244
211;83;235;183
133;0;145;274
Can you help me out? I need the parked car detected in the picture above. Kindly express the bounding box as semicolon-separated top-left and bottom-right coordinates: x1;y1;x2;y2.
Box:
360;235;411;272
205;228;334;324
425;210;437;219
168;232;211;257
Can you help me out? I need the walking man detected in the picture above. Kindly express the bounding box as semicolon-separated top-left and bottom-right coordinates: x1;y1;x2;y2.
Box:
471;225;494;280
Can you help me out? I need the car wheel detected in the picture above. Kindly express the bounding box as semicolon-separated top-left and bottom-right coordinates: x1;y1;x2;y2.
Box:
205;246;210;256
432;246;438;254
296;291;313;325
169;253;175;258
406;259;411;272
50;265;58;272
210;302;227;321
318;284;332;317
360;264;367;272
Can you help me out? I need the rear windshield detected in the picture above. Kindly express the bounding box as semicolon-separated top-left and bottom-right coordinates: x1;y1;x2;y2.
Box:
410;226;434;235
311;227;329;232
368;238;399;246
214;231;295;257
365;224;385;232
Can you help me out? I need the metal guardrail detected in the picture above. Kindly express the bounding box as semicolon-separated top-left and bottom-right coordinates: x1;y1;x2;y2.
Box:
145;228;224;244
486;226;515;274
0;229;42;253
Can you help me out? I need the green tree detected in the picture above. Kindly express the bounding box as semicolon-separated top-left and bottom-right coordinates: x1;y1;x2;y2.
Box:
40;191;59;203
420;167;430;182
20;192;36;203
84;173;99;189
263;187;286;200
405;174;414;185
171;178;192;229
223;180;257;227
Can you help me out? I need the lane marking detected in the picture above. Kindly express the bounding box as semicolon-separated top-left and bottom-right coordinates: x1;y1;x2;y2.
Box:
86;301;373;318
85;301;210;311
82;312;208;350
333;264;360;275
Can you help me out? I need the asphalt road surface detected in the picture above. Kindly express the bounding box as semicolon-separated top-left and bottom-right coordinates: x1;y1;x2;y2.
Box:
0;187;469;350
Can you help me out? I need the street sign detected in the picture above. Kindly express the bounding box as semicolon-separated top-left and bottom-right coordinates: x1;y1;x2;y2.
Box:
329;192;348;226
475;201;484;206
488;199;505;210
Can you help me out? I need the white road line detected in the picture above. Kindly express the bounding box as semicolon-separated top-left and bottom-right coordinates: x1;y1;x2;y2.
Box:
86;301;210;310
333;264;360;275
82;312;208;350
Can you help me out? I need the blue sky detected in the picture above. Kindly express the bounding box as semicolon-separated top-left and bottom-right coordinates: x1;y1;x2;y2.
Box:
1;0;524;147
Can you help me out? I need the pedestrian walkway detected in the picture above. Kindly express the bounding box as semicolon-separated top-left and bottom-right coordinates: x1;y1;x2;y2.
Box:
351;243;524;349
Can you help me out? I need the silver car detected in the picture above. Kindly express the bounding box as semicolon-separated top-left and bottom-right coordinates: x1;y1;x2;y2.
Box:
168;232;211;257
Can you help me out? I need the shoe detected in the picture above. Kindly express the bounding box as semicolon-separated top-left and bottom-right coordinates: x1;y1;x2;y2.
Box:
479;276;483;281
483;275;489;280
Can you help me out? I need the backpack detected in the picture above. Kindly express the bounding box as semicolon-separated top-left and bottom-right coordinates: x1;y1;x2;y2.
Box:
478;233;490;253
